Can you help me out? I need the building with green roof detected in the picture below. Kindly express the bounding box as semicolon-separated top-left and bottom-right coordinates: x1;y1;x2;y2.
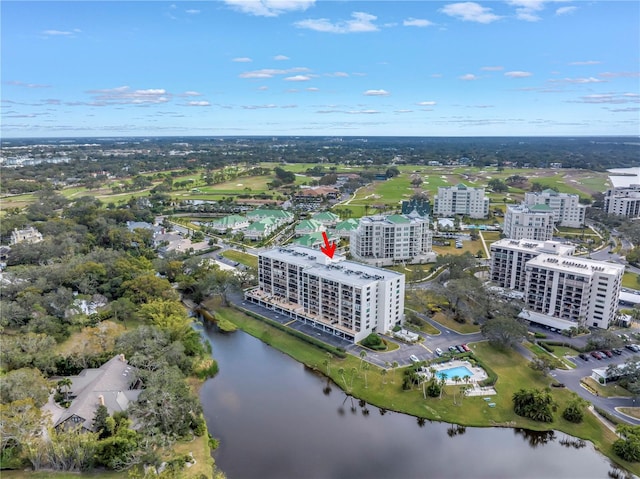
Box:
503;204;555;241
210;214;250;233
244;217;278;241
246;208;294;227
311;211;340;226
293;231;338;248
524;190;586;228
333;218;360;237
295;218;325;237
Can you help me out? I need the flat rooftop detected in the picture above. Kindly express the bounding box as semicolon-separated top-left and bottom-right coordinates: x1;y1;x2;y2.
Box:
491;238;575;256
526;254;625;276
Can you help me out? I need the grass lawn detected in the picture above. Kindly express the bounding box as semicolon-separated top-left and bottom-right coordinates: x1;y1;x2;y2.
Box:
221;249;258;269
617;407;640;420
432;240;485;258
581;377;635;398
623;272;640;290
430;312;481;334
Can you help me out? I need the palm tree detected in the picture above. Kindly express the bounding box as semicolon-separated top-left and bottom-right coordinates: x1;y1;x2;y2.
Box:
349;367;358;391
359;350;367;370
338;368;347;389
452;375;461;405
380;368;387;387
438;373;447;400
362;363;369;389
324;352;333;376
391;361;399;383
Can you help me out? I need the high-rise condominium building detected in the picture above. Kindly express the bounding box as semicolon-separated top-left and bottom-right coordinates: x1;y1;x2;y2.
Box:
433;184;489;219
524;190;586;228
523;255;624;329
349;214;434;267
503;204;555;241
604;184;640;218
490;238;575;291
245;246;405;343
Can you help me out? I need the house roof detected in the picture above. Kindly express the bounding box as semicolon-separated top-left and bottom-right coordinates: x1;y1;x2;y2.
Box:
55;355;141;431
246;209;293;219
212;214;247;227
334;218;360;231
386;214;411;224
293;232;336;247
530;203;554;212
295;219;324;231
246;217;276;232
312;211;340;221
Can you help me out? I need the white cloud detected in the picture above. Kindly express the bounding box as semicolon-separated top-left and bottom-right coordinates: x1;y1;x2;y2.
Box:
274;55;290;61
556;6;577;16
417;101;437;106
347;110;381;114
188;101;210;106
5;80;51;88
505;71;533;78
185;9;200;14
326;72;349;78
182;91;203;96
555;77;606;84
403;18;434;27
294;12;379;33
570;93;640;104
569;60;601;66
481;66;504;71
233;57;253;63
599;72;640;79
507;0;545;22
306;87;320;92
42;29;75;36
363;89;390;96
242;104;278;109
239;67;311;79
86;86;170;104
440;3;502;24
224;0;316;17
285;75;311;81
395;109;413;113
258;86;269;91
459;73;478;81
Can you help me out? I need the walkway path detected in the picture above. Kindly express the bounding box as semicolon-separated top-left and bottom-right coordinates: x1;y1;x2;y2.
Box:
478;231;491;259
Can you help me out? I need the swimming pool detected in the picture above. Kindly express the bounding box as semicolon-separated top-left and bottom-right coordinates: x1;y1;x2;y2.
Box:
437;365;473;380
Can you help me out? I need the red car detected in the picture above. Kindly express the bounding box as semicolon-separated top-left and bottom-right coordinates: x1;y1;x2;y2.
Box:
602;350;613;358
591;351;603;360
461;344;471;352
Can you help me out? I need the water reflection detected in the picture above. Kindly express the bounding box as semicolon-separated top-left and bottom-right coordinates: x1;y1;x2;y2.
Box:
200;327;619;479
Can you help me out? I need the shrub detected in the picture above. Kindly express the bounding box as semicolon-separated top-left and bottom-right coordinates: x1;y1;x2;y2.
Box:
538;342;554;353
534;332;547;339
562;402;584;423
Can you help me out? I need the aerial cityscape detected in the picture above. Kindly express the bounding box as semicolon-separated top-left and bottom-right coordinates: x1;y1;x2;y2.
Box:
1;1;640;479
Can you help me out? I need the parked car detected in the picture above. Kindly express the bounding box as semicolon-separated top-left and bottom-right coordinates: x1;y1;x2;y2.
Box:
409;355;420;363
612;348;623;355
591;351;603;360
461;344;471;352
456;345;466;353
435;348;443;357
630;344;640;352
602;350;613;358
579;353;589;361
626;344;637;351
449;346;458;352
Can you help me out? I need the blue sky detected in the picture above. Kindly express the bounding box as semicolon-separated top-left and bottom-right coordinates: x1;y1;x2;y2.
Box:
2;0;639;137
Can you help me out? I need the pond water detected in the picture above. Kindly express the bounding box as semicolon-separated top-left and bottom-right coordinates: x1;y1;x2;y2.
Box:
199;324;622;479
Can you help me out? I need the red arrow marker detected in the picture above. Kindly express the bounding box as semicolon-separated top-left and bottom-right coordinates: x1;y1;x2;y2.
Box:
320;231;336;259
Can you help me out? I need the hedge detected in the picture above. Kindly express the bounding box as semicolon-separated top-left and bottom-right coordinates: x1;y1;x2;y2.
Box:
538;342;555;353
235;306;347;358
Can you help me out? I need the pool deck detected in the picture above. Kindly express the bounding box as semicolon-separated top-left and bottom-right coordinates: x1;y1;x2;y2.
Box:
422;359;497;397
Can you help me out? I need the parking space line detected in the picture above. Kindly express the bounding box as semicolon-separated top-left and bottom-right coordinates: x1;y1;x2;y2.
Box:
284;320;296;326
419;343;432;353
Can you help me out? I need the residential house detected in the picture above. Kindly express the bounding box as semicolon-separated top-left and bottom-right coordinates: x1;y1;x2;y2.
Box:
295;219;326;237
210;214;250;233
10;227;43;245
244;218;278;241
311;211;341;227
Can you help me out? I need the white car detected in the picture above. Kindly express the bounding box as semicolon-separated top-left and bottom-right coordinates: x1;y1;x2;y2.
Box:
409;355;420;363
435;348;443;357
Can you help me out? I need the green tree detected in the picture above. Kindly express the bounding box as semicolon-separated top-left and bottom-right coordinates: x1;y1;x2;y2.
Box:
528;356;555;377
0;398;49;454
562;395;587;424
0;368;51;407
512;388;555;423
481;317;527;349
613;425;640;462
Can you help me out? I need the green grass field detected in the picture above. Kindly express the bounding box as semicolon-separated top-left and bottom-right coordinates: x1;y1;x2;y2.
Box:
221;250;258;269
623;272;640;290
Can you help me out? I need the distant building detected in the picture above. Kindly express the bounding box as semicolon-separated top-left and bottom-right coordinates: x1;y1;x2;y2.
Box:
350;214;434;266
245;246;405;343
293;231;338;248
524;190;586;228
433;184;489;219
210;214;250;233
311;211;341;227
503;204;555;241
54;354;142;432
333;218;360;238
490;238;575;291
246;208;294;226
295;219;326;237
401;198;431;217
244;218;279;241
10;227;43;245
604;185;640;218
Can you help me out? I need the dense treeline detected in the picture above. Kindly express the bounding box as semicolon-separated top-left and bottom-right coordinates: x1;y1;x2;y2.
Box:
0;195;226;477
2;136;638;194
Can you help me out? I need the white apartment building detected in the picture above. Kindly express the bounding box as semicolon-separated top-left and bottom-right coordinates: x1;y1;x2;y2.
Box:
433;184;489;219
524;190;586;228
10;227;43;245
245;246;405;343
350;214;435;267
503;204;555;241
523;255;624;329
604;184;640;218
490;238;575;291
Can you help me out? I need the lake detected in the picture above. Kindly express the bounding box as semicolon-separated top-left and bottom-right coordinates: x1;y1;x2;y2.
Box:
199;324;621;479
